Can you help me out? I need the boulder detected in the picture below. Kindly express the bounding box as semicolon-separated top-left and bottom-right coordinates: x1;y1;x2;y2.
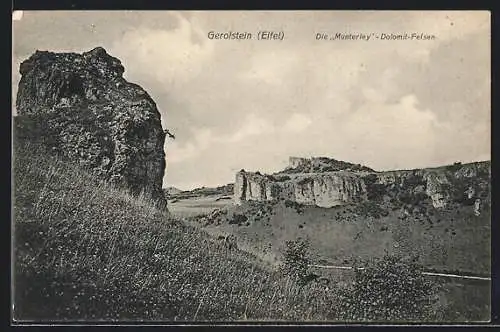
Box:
14;47;168;210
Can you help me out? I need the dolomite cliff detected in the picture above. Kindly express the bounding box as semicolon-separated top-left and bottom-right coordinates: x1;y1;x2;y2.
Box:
235;170;367;207
14;47;168;209
234;157;490;211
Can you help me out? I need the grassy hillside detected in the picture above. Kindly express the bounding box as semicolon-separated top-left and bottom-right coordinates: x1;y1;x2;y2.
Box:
13;141;369;322
12;142;489;322
193;198;490;275
171;193;491;322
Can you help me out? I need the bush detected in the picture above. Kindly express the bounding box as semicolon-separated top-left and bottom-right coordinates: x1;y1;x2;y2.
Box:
446;162;463;172
275;175;291;182
339;254;441;322
284;200;304;214
362;174;387;201
297;177;313;186
355;201;388;219
229;213;248;225
398;191;428;206
280;238;312;286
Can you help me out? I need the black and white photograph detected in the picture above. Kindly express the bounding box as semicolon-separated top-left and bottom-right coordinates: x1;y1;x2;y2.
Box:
11;10;491;323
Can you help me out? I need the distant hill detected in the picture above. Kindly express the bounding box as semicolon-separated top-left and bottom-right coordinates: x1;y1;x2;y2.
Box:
164;186;183;197
278;156;375;174
167;183;234;200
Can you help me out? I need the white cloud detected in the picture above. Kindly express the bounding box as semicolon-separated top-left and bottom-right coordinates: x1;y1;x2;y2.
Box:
338;94;440;170
240;50;299;85
283;113;312;133
362;88;387;103
167;113;276;164
228;114;275;142
166;127;214;163
408;11;490;42
12;11;490;190
110;12;214;86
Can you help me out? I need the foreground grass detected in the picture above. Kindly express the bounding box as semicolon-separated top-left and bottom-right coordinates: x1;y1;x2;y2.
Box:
13;142;343;322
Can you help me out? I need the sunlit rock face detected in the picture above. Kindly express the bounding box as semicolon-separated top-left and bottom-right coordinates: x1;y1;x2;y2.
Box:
234;156;490;213
235;171;367;208
15;47;168;210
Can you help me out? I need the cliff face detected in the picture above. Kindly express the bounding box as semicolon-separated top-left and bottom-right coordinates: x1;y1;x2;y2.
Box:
234;171;277;204
234;158;490;212
14;47;168;209
235;170;368;207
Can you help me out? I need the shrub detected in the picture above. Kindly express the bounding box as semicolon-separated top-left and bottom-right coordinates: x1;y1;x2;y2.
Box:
297;178;313;186
339;254;441;322
355;201;388;219
403;173;426;187
229;213;248;225
446;162;462;173
280;238;313;286
284;200;304;214
275;175;291;182
397;190;428;207
322;166;336;172
362;174;387;201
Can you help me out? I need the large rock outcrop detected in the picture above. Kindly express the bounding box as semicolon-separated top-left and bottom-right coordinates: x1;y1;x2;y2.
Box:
234;170;367;207
235;157;491;212
14;47;168;209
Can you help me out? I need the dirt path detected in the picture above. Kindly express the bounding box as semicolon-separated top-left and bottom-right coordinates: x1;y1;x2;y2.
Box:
309;264;491;281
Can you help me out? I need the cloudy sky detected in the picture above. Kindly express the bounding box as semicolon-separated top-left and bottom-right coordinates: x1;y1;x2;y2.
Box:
12;11;490;190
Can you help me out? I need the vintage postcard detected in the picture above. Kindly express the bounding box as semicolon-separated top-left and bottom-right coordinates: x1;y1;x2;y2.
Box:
12;10;491;323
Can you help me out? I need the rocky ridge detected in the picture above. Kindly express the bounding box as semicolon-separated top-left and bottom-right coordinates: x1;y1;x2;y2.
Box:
14;47;168;209
235;157;490;213
283;156;374;173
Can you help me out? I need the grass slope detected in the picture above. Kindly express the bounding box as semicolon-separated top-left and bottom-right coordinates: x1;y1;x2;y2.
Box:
13;142;351;322
182;199;491;322
12;142;489;322
194;198;490;275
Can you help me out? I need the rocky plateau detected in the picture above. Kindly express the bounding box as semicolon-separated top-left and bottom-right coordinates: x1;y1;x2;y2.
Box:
235;157;490;214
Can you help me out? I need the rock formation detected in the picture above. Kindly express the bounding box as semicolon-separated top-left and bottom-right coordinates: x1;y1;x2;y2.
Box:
234;157;490;212
284;156;374;173
234;170;367;207
14;47;168;210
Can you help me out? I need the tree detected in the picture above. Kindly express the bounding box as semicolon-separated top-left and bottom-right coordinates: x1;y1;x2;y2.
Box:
340;254;441;322
281;238;313;286
163;128;175;139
